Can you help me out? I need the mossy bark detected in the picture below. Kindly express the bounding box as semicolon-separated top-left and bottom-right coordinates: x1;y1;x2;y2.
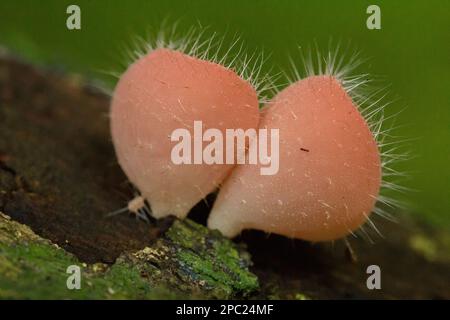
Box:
0;212;257;299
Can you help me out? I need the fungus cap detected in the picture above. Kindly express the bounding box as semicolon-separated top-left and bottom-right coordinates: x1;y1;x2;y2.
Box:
208;75;382;241
110;48;259;218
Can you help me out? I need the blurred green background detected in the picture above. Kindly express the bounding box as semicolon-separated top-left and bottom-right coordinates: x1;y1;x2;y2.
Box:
0;0;448;228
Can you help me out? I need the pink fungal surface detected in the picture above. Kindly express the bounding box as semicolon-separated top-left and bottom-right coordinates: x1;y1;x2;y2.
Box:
110;48;259;219
208;75;382;241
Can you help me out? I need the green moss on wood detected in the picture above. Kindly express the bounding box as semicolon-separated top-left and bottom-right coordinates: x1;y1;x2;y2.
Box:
0;212;259;299
122;219;259;299
0;212;177;299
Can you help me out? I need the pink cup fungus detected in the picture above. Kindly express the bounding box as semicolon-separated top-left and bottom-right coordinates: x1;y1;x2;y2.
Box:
110;48;259;219
208;75;382;241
